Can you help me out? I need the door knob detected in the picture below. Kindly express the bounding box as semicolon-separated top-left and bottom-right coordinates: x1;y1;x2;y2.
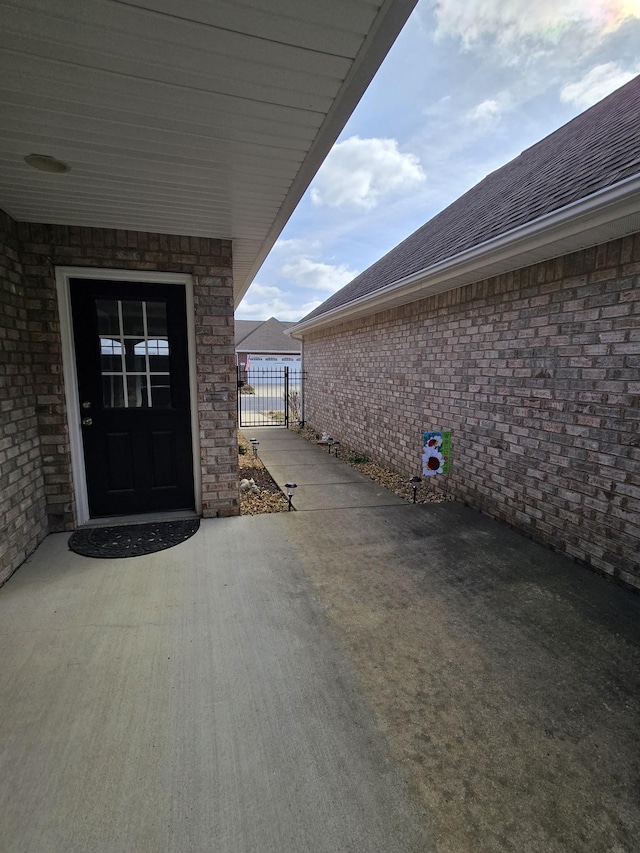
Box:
82;418;93;426
82;401;92;409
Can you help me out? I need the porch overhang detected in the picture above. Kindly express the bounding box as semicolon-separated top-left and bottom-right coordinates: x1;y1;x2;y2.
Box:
0;0;417;306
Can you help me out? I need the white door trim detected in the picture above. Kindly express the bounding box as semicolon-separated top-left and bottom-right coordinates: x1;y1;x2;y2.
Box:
56;267;202;525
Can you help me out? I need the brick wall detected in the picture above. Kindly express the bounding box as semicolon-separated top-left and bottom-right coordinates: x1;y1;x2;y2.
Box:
303;233;640;590
193;277;240;518
1;211;239;580
0;211;48;582
16;220;239;528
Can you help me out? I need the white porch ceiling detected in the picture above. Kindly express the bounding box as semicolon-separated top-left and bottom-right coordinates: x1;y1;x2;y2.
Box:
0;0;416;304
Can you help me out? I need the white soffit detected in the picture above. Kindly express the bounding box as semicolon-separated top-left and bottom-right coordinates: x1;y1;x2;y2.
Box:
0;0;417;304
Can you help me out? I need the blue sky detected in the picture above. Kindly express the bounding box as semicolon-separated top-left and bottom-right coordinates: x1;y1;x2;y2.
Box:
236;0;640;322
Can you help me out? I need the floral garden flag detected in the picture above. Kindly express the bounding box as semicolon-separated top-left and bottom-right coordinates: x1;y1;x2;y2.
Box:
422;431;451;476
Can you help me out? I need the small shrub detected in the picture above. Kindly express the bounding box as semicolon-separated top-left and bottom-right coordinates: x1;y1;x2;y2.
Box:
287;389;301;423
239;443;247;455
348;453;369;464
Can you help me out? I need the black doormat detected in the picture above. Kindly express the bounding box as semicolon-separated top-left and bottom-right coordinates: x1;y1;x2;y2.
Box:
68;518;200;559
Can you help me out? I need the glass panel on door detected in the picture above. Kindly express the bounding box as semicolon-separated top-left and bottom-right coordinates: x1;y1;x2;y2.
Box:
96;299;171;409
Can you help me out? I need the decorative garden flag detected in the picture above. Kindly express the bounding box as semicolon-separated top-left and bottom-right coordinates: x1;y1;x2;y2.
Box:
422;431;451;476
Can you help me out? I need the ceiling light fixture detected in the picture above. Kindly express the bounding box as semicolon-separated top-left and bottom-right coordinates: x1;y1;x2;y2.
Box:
24;154;70;173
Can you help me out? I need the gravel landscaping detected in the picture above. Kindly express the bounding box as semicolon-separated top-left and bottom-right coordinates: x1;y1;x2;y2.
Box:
238;431;289;515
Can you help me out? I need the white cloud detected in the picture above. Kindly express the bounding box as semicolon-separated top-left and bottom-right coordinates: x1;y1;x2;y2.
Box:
560;62;639;108
235;283;308;322
468;98;503;122
280;258;358;293
235;237;360;321
310;136;426;210
433;0;640;54
270;237;321;255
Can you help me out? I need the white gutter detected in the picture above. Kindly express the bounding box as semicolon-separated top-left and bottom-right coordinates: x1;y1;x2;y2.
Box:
289;173;640;338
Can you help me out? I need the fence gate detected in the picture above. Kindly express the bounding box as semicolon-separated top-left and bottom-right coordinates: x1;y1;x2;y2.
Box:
237;365;304;428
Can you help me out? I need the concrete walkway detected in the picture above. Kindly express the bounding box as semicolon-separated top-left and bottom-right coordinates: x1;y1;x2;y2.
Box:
244;426;405;511
1;427;639;853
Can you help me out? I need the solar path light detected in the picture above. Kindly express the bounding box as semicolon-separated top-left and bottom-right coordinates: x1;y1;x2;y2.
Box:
409;476;422;503
285;482;297;511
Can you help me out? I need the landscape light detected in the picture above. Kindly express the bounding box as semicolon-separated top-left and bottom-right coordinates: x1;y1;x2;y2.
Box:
284;482;297;511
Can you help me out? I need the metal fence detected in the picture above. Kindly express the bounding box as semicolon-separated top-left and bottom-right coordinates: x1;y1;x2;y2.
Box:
237;366;304;428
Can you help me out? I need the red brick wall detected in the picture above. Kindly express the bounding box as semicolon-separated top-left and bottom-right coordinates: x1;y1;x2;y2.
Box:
0;211;48;582
303;233;640;589
1;210;239;581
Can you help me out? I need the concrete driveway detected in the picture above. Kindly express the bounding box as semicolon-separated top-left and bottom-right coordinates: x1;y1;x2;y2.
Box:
1;427;639;852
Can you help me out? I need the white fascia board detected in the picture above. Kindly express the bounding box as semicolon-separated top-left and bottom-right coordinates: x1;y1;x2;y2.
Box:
289;174;640;338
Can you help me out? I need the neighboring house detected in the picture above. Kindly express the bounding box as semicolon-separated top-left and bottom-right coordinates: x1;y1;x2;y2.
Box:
235;318;302;377
291;76;640;591
0;0;417;582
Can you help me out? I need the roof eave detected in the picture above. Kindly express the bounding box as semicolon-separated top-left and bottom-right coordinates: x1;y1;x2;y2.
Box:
289;173;640;338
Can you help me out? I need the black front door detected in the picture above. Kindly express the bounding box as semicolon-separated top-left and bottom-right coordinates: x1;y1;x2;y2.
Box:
70;279;195;518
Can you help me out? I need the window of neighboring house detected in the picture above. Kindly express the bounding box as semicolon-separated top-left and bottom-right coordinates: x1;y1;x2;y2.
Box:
100;338;123;355
135;339;169;356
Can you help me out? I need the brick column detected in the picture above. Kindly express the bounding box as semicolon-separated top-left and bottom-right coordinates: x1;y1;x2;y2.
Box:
194;276;239;517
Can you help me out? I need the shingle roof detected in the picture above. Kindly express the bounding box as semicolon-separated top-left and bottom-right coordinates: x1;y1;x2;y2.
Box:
235;317;301;353
235;320;264;347
303;75;640;323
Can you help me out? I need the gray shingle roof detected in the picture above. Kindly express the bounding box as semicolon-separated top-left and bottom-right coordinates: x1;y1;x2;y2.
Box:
235;317;301;353
303;75;640;323
235;320;263;347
